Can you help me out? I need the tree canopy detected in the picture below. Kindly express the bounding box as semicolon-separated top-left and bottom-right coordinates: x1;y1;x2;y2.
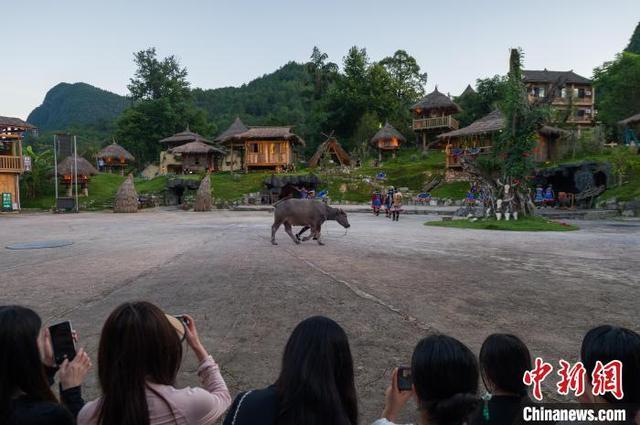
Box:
593;52;640;130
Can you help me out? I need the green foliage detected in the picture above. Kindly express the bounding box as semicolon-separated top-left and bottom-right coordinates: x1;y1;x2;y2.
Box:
609;146;637;187
116;48;212;166
27;82;129;132
626;21;640;54
493;49;548;180
380;50;428;102
128;47;191;101
20;146;54;201
454;75;507;127
593;52;640;132
425;216;578;232
306;46;338;99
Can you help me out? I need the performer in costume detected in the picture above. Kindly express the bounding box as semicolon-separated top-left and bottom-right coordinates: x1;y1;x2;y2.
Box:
371;191;382;216
391;188;403;221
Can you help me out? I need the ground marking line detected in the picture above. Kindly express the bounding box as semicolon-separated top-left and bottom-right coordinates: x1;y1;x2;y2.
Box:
265;235;434;333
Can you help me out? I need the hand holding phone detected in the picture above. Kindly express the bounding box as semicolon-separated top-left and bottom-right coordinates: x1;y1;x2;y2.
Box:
48;321;77;365
396;366;413;392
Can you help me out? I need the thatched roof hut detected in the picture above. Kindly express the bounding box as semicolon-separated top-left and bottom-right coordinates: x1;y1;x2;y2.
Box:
96;142;135;162
370;122;406;146
619;113;640;127
113;175;138;213
411;87;461;115
438;109;504;140
522;69;591;85
0;116;35;130
169;141;225;155
460;84;476;97
159;129;214;147
57;155;98;178
227;126;305;146
214;117;249;143
308;137;351;167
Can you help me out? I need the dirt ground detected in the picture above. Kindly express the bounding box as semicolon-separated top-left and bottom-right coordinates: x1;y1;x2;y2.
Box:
1;210;639;423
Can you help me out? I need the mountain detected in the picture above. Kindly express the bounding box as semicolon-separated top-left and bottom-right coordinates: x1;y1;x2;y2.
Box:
27;62;325;154
192;61;323;150
27;82;129;132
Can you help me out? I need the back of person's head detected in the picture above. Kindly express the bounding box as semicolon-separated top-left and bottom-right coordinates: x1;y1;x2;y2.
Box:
96;301;182;425
0;305;57;419
275;316;357;425
581;325;640;406
412;334;480;425
479;333;531;397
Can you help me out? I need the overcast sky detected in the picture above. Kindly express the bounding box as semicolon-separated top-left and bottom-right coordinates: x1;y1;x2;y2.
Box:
3;0;638;119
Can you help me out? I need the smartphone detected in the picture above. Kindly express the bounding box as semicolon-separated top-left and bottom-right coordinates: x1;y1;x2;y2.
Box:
49;321;76;365
397;366;412;391
175;315;190;326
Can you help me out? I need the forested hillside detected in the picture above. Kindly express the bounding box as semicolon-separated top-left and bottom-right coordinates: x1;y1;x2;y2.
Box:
27;82;129;131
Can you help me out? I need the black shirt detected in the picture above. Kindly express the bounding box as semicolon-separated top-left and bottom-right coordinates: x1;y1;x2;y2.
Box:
471;395;527;425
223;386;278;425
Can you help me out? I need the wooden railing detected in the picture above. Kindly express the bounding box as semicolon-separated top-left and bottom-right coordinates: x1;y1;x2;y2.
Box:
246;153;288;165
413;115;459;131
0;155;23;172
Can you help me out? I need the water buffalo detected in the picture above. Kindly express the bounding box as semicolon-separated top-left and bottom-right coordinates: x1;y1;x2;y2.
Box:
271;199;350;246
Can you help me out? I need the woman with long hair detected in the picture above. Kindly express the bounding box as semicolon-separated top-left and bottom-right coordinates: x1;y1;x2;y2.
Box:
375;334;480;425
579;325;640;424
471;333;532;425
0;305;92;425
78;301;231;425
223;316;358;425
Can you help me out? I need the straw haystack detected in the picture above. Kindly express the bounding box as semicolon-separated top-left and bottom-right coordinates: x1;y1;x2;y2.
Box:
193;175;212;212
113;175;138;213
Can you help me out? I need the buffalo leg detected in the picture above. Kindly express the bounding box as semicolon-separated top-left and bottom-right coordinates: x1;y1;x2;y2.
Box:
296;226;310;241
284;222;300;244
271;220;283;245
314;226;324;245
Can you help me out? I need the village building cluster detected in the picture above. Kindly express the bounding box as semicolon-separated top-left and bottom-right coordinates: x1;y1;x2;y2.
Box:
2;67;639;212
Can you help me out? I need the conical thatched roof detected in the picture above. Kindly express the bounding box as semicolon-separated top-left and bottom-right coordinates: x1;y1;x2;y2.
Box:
113;175;138;213
224;126;305;146
411;87;462;113
193;175;212;212
214;117;249;143
159;129;213;145
308;137;351;167
460;84;476;97
169;141;225;155
619;113;640;127
57;155;98;177
438;109;504;140
370;122;406;146
96;142;135;162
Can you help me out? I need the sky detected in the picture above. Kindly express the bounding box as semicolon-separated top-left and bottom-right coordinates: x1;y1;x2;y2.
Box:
2;0;638;119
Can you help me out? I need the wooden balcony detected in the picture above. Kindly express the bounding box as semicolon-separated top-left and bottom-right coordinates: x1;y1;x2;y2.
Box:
246;152;289;166
413;115;459;131
0;155;23;173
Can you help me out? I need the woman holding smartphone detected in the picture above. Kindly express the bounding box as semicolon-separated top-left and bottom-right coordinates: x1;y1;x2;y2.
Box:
78;301;231;425
0;305;92;425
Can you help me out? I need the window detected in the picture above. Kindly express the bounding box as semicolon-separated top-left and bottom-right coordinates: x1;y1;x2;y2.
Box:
250;143;259;153
578;88;586;98
560;88;567;98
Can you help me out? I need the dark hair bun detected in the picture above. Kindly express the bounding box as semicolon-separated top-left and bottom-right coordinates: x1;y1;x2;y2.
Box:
429;393;480;425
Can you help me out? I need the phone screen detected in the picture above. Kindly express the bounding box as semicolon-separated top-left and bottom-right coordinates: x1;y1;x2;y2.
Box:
397;366;413;391
49;321;76;365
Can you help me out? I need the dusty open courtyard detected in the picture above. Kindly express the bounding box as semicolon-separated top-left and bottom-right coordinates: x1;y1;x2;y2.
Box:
1;210;639;422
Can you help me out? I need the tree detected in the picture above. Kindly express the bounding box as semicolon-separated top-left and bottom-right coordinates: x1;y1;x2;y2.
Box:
116;48;213;166
626;21;640;54
380;50;427;103
463;49;549;216
305;47;338;99
455;75;507;127
593;52;640;133
20;146;54;201
127;48;190;101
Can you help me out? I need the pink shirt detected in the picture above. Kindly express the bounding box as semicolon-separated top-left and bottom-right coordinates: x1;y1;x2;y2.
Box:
78;356;231;425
